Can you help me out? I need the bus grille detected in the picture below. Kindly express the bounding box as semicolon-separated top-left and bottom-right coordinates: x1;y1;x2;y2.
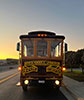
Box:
38;66;46;74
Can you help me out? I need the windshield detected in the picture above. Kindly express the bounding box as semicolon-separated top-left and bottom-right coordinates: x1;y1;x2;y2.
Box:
37;40;48;57
23;39;62;57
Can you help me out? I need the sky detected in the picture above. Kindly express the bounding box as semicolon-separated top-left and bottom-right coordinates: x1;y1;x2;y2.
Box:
0;0;84;59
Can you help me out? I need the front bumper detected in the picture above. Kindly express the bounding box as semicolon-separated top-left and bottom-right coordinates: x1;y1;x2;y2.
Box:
20;77;63;87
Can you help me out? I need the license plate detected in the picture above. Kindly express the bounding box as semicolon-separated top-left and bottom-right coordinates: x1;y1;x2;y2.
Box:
38;80;45;84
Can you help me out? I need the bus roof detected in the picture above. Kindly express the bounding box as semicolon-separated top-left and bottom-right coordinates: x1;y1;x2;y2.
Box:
20;31;65;39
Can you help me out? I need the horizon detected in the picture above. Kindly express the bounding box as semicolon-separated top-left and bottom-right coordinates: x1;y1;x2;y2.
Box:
0;0;84;59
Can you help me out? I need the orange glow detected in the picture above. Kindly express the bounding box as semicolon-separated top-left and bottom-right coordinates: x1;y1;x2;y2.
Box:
41;34;44;37
0;42;19;59
18;67;22;71
45;34;47;37
62;67;66;71
38;34;40;37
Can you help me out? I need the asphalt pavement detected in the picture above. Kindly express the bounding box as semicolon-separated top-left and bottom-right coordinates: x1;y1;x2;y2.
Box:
0;68;19;80
0;73;68;100
0;65;18;72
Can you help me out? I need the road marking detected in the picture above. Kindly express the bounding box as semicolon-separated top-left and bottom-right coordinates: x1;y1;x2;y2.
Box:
0;72;19;84
16;82;21;87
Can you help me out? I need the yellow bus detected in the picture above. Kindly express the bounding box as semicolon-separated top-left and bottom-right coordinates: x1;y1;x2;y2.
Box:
17;31;66;91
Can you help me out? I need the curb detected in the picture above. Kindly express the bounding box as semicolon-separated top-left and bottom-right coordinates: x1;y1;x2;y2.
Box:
64;84;84;100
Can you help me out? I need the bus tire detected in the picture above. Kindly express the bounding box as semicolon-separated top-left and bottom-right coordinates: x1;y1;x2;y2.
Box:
22;85;27;91
54;86;60;93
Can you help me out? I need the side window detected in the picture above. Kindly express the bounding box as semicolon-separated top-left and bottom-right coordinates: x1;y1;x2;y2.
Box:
51;41;61;57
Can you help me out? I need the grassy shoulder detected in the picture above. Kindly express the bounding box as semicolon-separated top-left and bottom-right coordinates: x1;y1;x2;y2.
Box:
63;71;84;82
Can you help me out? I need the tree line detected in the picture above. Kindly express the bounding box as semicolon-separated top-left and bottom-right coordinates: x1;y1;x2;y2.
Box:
65;49;84;73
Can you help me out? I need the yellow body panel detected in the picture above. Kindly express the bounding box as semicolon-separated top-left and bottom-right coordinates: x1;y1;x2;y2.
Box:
22;61;62;76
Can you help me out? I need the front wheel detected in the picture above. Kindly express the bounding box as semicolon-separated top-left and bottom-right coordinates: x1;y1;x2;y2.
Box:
22;85;27;91
54;86;60;93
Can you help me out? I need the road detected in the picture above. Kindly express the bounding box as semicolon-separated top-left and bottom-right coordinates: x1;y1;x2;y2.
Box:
0;69;70;100
0;65;18;72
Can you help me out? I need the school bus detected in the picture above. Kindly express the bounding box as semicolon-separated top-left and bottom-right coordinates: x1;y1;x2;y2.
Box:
17;31;66;91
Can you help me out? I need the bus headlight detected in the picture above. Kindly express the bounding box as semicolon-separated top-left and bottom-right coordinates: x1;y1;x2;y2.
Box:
24;80;29;85
55;80;60;85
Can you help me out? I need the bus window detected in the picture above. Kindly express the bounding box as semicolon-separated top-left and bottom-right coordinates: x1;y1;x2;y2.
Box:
51;41;61;57
23;40;34;56
37;40;48;57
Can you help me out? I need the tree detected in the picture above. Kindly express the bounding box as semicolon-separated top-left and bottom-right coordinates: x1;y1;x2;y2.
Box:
75;49;84;66
81;53;84;74
65;51;75;72
65;49;84;73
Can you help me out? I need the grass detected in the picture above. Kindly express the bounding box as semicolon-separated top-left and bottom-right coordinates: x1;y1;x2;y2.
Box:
63;71;84;82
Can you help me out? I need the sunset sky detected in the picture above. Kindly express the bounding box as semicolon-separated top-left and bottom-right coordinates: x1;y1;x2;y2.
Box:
0;0;84;59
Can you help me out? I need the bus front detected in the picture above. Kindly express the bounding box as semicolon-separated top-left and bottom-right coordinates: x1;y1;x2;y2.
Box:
17;31;65;91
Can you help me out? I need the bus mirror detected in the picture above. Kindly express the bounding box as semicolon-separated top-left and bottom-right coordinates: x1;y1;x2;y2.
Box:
17;42;20;51
65;43;68;52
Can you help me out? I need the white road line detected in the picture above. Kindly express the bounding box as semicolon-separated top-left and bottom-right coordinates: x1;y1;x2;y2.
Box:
0;72;19;84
